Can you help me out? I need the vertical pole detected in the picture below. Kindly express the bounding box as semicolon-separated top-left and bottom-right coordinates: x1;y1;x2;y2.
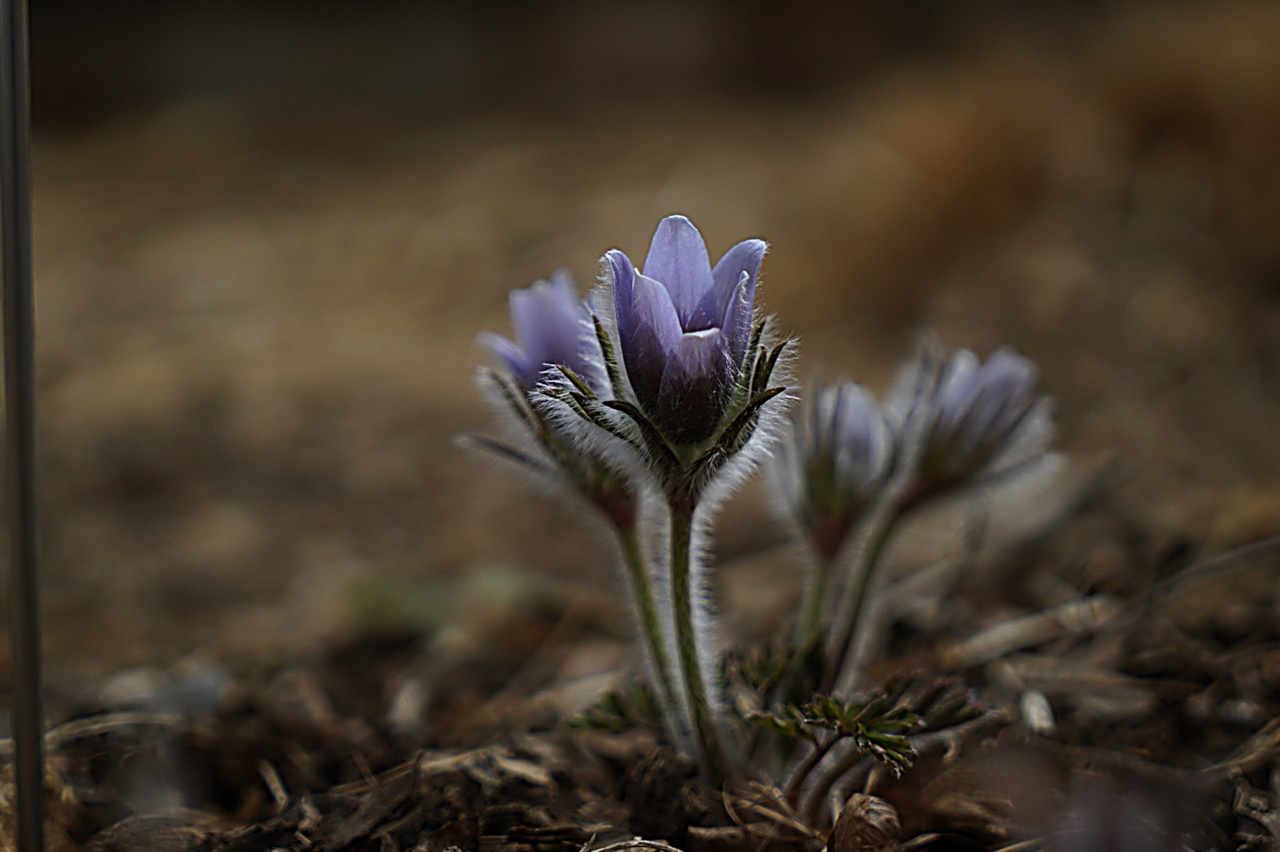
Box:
0;0;45;849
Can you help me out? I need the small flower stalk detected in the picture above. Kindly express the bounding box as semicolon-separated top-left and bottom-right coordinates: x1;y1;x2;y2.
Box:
470;270;680;725
819;343;1057;694
774;383;894;655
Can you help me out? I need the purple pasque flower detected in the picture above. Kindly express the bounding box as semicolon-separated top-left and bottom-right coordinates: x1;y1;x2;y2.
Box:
480;270;606;392
605;215;766;445
891;345;1051;508
779;382;894;559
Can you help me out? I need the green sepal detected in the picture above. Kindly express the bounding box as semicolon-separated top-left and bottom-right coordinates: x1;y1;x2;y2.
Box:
486;368;539;434
744;704;814;742
726;319;768;413
460;435;558;480
752;339;789;396
556;364;597;400
484;369;565;461
592;314;630;403
693;385;788;481
601;398;681;471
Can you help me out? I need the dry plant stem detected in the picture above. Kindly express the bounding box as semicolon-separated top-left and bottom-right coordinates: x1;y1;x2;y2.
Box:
940;594;1121;669
1;1;44;848
0;710;181;757
825;507;900;694
615;520;681;722
782;734;838;810
668;493;729;782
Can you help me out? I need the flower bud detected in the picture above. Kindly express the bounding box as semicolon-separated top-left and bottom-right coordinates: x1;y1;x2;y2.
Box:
891;345;1052;509
778;382;894;560
606;215;766;445
480;269;606;392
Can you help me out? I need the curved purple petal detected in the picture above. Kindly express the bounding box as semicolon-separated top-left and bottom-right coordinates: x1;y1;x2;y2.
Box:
711;238;766;319
621;274;684;410
606;249;637;341
642;215;715;331
631;275;684;349
957;348;1037;451
482;271;606;391
479;331;535;388
655;329;731;444
510;278;579;359
831;384;891;487
934;349;980;434
720;270;755;370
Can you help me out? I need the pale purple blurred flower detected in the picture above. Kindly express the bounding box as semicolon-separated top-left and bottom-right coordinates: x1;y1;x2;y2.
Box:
890;345;1052;508
605;215;766;445
480;270;606;391
777;382;894;559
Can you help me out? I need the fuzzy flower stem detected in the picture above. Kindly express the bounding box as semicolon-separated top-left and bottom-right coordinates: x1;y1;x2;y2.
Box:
798;731;890;823
668;490;729;782
770;546;836;709
824;506;901;694
614;519;681;725
783;733;838;810
794;549;836;652
800;740;872;828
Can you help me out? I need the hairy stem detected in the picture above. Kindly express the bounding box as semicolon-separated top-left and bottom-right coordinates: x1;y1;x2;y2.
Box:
799;739;874;827
783;733;837;810
794;549;834;652
825;508;900;694
767;546;834;711
668;495;729;781
614;520;681;729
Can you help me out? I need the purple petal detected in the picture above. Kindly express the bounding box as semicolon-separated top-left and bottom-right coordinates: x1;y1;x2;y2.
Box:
642;215;715;331
833;385;891;487
981;347;1038;395
621;273;684;409
958;349;1037;449
719;270;755;370
631;275;683;351
483;271;609;391
711;238;766;319
508;277;593;383
510;279;577;356
812;385;840;460
479;331;535;388
606;249;637;339
655;329;731;444
660;329;726;392
833;385;873;456
935;349;980;432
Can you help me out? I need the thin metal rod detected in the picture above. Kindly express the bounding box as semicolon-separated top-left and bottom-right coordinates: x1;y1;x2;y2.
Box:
1;0;45;849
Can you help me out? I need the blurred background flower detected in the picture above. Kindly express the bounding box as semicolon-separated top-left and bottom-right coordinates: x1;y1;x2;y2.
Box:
891;345;1054;511
479;270;604;392
776;381;894;563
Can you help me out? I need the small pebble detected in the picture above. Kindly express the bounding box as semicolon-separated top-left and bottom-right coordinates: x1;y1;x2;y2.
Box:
1021;689;1057;735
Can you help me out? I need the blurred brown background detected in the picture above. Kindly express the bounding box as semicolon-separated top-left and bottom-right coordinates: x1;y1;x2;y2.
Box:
10;0;1280;678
